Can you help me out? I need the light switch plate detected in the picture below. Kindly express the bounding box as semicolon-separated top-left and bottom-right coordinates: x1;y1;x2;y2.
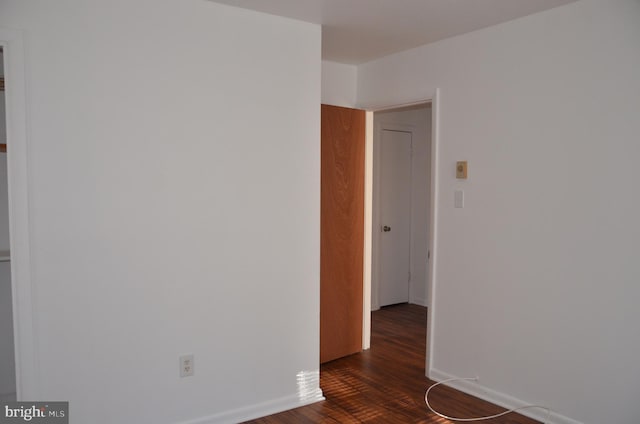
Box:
454;190;464;208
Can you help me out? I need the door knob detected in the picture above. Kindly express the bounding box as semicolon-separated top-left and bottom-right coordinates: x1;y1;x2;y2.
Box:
383;226;391;232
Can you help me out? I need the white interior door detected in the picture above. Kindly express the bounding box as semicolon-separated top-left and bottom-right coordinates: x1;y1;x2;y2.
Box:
379;130;412;306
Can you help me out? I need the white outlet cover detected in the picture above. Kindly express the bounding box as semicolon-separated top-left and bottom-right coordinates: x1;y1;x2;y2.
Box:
180;354;194;377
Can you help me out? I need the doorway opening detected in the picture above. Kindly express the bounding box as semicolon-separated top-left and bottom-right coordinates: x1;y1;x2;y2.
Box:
320;93;439;379
369;102;432;371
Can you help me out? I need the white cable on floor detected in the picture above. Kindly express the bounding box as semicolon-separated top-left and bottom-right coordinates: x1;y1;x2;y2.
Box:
425;377;551;423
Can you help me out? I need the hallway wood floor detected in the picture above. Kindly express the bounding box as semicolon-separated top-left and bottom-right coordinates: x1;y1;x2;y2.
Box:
244;304;540;423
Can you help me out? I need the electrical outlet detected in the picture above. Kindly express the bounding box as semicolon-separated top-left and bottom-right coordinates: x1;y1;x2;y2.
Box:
180;354;194;377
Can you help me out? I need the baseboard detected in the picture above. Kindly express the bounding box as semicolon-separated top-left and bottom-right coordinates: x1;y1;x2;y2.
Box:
409;297;427;307
428;369;582;424
177;389;325;424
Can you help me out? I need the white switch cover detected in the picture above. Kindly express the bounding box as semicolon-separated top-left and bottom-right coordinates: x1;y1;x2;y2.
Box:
180;354;194;377
454;190;464;208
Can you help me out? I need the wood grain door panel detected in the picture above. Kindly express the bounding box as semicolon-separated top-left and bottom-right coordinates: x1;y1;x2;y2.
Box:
320;104;365;364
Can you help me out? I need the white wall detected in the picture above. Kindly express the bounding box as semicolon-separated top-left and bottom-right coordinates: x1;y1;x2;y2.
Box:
321;60;357;107
0;50;16;401
359;1;640;423
0;1;322;423
373;106;431;307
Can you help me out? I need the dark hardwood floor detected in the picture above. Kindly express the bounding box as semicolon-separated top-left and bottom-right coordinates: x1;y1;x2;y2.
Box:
244;304;540;423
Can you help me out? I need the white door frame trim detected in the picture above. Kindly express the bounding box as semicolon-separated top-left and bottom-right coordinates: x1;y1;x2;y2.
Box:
360;90;440;377
426;90;439;377
0;29;38;400
362;112;373;350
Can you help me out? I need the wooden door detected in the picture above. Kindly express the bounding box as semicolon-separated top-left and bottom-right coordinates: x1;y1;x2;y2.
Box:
379;130;412;306
320;104;365;363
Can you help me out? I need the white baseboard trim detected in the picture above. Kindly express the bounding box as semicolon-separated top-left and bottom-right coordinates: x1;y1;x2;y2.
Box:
177;389;325;424
409;297;427;307
428;369;582;424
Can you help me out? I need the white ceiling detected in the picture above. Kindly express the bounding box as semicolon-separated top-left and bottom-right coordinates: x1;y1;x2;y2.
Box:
208;0;578;64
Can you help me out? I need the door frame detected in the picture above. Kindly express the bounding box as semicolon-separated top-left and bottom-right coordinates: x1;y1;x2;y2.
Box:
0;30;37;400
362;90;439;376
372;124;415;311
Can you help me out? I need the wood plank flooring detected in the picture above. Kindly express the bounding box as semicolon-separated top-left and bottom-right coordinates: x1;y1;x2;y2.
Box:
244;304;541;423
